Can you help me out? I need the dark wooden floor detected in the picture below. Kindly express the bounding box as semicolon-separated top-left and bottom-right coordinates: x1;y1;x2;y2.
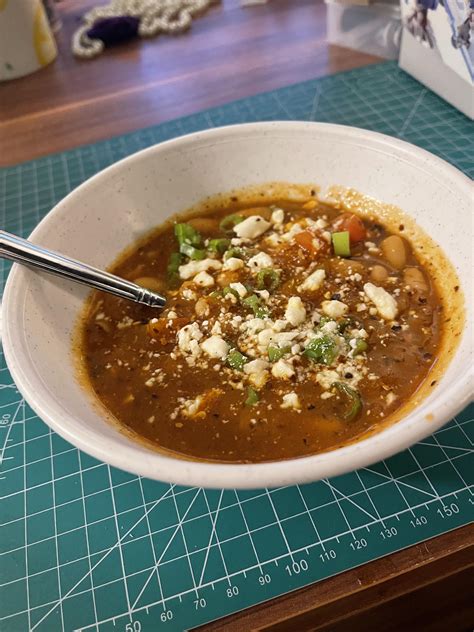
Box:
0;0;381;165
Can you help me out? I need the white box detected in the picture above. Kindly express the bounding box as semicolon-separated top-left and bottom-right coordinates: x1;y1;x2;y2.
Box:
326;0;402;59
399;0;474;119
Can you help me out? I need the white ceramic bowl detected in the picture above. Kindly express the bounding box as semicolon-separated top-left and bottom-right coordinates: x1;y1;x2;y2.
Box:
2;123;473;488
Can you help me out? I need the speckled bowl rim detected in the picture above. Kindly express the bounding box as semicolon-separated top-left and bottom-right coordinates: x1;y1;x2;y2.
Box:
2;122;473;489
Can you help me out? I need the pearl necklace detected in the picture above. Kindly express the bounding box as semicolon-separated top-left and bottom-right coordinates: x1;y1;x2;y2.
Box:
72;0;219;59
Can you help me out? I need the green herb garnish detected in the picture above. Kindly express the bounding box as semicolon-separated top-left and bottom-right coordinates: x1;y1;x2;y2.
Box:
352;339;368;355
338;317;355;333
219;214;245;233
241;294;269;318
224;247;250;261
332;231;351;257
222;286;240;299
245;387;259;406
268;345;291;362
304;335;337;365
179;243;206;260
256;268;280;292
208;238;231;255
175;223;202;248
227;350;248;371
166;252;184;286
333;382;362;420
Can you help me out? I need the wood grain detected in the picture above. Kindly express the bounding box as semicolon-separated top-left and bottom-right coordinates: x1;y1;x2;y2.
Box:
200;524;474;631
0;0;381;166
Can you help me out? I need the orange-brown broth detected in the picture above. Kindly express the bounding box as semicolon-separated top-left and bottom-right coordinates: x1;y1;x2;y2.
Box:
80;198;443;462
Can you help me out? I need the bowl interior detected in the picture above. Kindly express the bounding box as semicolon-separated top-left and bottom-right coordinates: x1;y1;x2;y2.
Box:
3;123;472;488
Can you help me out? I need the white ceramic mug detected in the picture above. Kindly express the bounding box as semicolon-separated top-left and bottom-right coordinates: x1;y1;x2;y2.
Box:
0;0;57;81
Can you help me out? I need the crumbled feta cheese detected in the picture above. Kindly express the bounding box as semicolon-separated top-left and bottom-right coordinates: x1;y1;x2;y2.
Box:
363;283;398;320
281;223;304;242
211;321;222;335
244;359;269;374
229;282;247;298
386;391;397;405
272;319;288;332
321;300;348;319
265;233;283;247
193;271;214;287
316;370;339;390
233;216;271;239
320;391;333;400
182;288;197;301
281;392;301;409
248;252;274;270
244;359;269;389
255;289;270;302
285;296;306;326
182;395;203;418
257;328;299;348
243;318;266;334
177;323;203;356
320;320;338;334
179;258;222;280
201;336;229;359
271;208;284;224
297;269;326;293
271;359;295;380
315;218;328;229
222;257;245;271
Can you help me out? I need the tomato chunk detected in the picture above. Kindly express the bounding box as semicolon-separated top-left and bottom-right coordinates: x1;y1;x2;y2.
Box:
335;213;367;243
295;230;318;253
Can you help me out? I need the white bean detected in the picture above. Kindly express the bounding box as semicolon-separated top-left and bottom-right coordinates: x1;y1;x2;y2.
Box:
403;267;428;293
370;265;388;283
381;235;407;269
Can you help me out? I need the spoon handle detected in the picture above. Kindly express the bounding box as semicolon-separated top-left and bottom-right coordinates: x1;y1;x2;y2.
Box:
0;230;166;309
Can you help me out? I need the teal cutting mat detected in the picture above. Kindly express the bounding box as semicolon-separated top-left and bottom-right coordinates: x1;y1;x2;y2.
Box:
1;62;473;632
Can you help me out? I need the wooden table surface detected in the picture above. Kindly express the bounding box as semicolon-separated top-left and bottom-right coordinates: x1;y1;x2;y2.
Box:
0;1;472;629
0;0;382;166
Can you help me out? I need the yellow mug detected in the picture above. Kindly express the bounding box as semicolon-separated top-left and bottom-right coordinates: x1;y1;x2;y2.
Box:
0;0;57;81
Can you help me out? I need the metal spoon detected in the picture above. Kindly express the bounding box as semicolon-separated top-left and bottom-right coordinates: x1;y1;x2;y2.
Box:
0;230;167;309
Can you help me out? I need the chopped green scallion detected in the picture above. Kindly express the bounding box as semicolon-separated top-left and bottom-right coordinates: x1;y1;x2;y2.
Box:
332;231;351;257
338;317;355;333
227;350;248;371
268;345;290;362
219;214;245;233
224;247;249;261
256;268;280;292
208;238;231;255
304;335;337;366
174;223;202;248
166;252;184;286
353;339;368;355
179;243;206;260
222;286;240;299
241;294;269;318
333;382;362;420
245;387;259;406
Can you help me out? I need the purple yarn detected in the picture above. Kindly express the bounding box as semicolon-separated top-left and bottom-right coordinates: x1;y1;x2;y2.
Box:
87;16;140;46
